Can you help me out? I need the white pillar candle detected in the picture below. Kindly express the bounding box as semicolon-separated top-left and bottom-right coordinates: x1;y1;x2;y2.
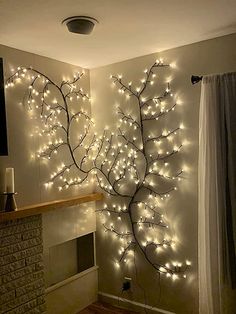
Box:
5;168;15;193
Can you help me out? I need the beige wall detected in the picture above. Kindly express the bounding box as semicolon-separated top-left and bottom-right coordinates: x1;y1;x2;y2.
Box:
0;44;97;313
90;33;236;314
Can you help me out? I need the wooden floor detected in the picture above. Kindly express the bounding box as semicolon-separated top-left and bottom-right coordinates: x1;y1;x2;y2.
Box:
78;302;138;314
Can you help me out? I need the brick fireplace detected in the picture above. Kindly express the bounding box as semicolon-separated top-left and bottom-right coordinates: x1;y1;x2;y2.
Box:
0;215;45;314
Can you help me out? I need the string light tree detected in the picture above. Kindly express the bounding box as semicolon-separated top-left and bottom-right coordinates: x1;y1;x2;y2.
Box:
6;60;191;291
5;66;97;191
95;58;191;289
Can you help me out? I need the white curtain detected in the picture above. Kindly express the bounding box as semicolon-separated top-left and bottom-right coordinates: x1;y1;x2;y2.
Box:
198;72;236;314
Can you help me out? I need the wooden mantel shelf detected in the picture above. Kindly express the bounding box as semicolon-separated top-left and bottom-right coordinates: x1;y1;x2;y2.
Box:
0;193;103;222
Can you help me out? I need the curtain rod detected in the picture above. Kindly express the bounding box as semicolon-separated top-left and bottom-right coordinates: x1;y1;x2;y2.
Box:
191;75;203;85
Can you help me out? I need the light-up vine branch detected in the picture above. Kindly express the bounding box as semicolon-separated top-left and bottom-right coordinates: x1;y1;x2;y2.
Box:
6;66;100;190
6;59;191;281
96;59;191;279
6;66;139;195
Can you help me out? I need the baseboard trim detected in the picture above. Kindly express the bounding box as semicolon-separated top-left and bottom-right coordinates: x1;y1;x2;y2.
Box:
98;291;176;314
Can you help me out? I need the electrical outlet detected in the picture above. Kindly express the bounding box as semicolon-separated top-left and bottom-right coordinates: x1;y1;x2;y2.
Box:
122;277;132;291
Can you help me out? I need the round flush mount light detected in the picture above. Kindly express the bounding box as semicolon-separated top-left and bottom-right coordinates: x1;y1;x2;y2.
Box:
62;16;98;35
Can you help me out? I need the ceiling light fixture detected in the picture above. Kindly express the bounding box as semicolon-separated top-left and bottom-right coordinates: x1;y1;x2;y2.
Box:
62;16;98;35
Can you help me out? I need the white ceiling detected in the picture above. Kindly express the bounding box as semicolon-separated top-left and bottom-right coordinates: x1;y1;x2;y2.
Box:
0;0;235;69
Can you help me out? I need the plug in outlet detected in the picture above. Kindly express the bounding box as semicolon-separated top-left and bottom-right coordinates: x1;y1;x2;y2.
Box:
122;277;132;291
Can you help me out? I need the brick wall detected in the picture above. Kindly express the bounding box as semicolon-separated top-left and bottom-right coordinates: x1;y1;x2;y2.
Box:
0;215;46;314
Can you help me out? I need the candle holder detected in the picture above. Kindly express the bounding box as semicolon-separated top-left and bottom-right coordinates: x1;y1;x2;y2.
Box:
3;192;17;212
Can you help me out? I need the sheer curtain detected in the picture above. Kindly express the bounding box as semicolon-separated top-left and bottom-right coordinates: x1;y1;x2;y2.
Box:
198;72;236;314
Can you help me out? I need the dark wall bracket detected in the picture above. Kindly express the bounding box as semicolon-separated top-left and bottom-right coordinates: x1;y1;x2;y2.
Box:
191;75;203;85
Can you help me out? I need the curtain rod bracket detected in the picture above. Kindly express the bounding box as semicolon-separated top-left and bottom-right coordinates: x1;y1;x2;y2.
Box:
191;75;203;85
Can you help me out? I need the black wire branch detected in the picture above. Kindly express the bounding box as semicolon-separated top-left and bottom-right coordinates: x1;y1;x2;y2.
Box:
65;88;90;101
131;201;163;216
119;241;136;262
134;220;167;228
141;83;171;110
96;207;129;214
48;164;74;182
118;128;143;154
79;135;97;169
70;110;92;123
144;126;180;145
148;169;183;181
111;75;138;98
139;61;169;96
103;224;133;238
38;142;67;159
117;107;140;129
60;72;84;89
145;239;173;250
72;124;92;152
142;186;176;198
41;123;67;135
60;176;88;189
142;102;177;122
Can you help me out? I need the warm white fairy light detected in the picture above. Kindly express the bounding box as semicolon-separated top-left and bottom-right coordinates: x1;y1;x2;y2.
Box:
7;59;190;284
6;65;97;191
